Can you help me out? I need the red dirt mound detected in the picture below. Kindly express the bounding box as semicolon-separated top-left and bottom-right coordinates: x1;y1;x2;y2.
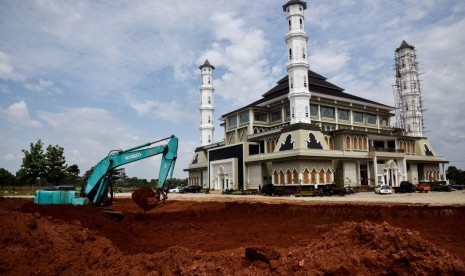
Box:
1;198;464;275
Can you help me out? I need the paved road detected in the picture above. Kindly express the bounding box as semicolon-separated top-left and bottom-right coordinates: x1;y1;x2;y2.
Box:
115;190;465;206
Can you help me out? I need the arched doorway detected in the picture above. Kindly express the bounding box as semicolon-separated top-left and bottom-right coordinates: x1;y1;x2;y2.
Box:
384;160;399;187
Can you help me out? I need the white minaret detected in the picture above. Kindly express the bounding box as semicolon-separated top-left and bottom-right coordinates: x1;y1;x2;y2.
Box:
395;40;423;137
283;0;311;124
199;59;215;146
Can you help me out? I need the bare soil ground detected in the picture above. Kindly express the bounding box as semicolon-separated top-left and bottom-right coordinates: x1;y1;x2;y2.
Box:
1;195;465;275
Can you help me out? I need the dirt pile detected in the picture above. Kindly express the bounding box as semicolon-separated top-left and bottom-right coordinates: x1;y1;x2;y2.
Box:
1;199;464;275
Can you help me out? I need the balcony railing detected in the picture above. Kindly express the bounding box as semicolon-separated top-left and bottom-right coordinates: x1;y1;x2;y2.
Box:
369;146;405;153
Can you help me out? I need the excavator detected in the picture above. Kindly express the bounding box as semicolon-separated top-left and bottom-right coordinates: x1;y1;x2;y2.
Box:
34;135;178;211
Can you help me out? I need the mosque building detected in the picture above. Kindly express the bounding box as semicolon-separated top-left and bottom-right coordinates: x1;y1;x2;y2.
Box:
185;0;447;191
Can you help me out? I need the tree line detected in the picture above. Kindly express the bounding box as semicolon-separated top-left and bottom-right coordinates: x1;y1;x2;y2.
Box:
0;140;187;189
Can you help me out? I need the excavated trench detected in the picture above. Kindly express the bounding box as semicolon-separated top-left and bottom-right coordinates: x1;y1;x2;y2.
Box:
1;197;464;275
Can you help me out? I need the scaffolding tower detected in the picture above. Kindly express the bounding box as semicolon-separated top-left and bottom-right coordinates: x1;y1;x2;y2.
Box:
393;41;424;137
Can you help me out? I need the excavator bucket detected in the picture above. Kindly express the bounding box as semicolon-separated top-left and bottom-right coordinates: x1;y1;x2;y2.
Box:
131;187;161;211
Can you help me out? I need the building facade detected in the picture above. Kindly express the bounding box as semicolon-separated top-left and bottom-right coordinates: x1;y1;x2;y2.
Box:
186;0;447;191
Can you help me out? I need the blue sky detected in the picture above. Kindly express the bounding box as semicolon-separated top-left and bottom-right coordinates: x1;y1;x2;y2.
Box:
1;0;465;179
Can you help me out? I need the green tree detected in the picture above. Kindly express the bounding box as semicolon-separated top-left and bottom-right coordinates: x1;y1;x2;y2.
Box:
65;164;81;185
44;144;68;184
446;166;464;184
20;140;46;185
0;168;16;188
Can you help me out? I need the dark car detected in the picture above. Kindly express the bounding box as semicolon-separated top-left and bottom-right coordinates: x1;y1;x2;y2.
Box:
261;184;284;196
180;186;202;193
430;183;452;192
452;184;464;190
393;181;414;193
320;184;346;196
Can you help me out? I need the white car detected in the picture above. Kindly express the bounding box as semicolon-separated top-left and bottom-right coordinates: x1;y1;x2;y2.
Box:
168;187;182;193
375;185;392;194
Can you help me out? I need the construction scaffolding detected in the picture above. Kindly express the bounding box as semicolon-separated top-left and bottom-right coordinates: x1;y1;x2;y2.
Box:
392;41;425;137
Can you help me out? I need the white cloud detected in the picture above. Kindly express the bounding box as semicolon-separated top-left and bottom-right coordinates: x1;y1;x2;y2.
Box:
310;42;351;74
0;51;23;81
0;101;42;128
200;12;276;107
24;79;62;95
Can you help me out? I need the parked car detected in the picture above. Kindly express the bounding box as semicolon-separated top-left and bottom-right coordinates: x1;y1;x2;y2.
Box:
261;184;285;196
430;183;452;192
452;184;464;190
320;184;346;196
375;185;392;194
415;183;431;193
180;185;202;193
393;181;414;193
168;186;183;193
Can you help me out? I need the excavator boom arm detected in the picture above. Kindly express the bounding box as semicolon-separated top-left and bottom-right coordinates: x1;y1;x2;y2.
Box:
82;135;178;205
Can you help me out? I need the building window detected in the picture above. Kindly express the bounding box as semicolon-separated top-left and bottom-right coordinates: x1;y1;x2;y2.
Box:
239;112;249;124
291;107;295;118
254;111;268;122
326;169;332;183
338;109;349;121
353;112;363;123
367;114;377;124
303;168;310;184
305;105;309;117
300;18;303;28
290;77;294;88
321;106;335;119
319;169;325;183
303;76;307;87
208;96;211;104
289;48;292;59
311;169;317;184
288;19;291;30
208;135;211;143
310;104;318;117
208;77;211;84
271;109;282;122
346;136;351;150
228;116;237;128
303;47;306;59
286;169;292;184
382;118;388;127
208;116;211;123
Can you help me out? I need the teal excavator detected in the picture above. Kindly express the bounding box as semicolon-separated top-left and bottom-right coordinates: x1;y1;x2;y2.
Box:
34;135;178;211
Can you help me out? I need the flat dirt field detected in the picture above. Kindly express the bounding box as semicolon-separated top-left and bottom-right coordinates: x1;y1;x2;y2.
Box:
1;191;465;275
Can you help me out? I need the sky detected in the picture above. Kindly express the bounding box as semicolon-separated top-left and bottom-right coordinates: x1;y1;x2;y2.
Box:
1;0;465;180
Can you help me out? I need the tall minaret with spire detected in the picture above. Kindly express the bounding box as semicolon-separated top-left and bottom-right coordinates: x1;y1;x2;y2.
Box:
283;0;311;124
199;59;215;146
395;40;423;137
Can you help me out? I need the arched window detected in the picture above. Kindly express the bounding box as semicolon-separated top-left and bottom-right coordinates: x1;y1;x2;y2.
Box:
326;169;332;183
273;171;279;184
299;18;303;28
353;136;358;150
286;169;292;184
279;170;285;184
329;137;334;150
293;169;299;184
303;168;310;184
302;47;306;58
346;136;351;150
358;136;363;150
311;169;317;184
319;169;325;184
208;96;211;104
288;19;291;30
289;48;292;59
